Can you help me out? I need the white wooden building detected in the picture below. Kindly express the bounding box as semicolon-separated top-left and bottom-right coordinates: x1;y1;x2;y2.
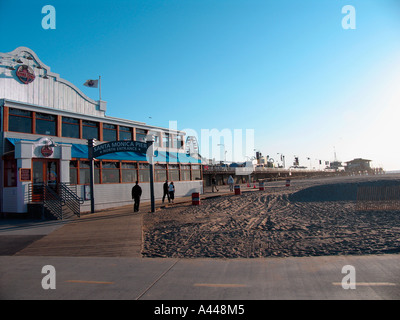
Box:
0;47;203;217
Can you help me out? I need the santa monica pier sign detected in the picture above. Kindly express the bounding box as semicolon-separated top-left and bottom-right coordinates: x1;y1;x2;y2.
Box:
87;139;155;214
91;140;148;159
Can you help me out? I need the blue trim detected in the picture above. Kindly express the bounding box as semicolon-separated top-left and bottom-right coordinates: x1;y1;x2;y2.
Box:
6;138;201;164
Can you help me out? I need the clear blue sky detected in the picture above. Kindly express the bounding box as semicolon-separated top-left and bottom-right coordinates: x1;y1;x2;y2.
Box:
1;0;400;169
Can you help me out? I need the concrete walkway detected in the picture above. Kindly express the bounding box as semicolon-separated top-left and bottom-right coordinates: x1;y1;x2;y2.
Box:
1;182;399;300
3;186;238;257
0;181;343;257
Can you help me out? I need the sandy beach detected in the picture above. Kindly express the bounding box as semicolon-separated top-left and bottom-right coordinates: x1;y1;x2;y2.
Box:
142;175;400;258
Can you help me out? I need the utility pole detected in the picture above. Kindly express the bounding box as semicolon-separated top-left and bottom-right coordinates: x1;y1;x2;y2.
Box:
88;138;97;214
146;135;155;213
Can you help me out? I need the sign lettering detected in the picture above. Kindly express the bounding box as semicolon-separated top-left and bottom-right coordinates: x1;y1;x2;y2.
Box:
92;140;148;158
19;168;32;181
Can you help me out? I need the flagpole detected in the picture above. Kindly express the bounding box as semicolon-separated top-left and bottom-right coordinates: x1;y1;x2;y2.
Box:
99;76;102;101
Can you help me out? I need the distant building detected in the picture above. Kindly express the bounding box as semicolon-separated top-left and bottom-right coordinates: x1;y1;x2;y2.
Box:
329;161;343;171
345;158;372;173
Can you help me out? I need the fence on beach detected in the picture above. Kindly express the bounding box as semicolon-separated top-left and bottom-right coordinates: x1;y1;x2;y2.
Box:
356;185;400;211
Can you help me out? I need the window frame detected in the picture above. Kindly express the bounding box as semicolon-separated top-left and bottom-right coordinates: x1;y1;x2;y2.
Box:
62;116;80;139
101;161;120;184
121;161;138;183
35;112;56;136
168;164;180;182
78;160;100;185
8;108;33;134
119;126;132;141
181;164;191;181
82;120;99;140
138;162;150;182
103;123;117;142
136;129;147;142
154;163;167;182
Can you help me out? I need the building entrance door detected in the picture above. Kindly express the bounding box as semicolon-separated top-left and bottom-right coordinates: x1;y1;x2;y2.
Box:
32;159;59;201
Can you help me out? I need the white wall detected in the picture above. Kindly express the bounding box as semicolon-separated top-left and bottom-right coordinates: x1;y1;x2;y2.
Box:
0;47;105;117
79;180;203;212
2;187;18;212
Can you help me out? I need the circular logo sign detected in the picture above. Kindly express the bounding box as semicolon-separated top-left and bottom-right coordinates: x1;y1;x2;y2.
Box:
41;145;53;157
16;65;35;84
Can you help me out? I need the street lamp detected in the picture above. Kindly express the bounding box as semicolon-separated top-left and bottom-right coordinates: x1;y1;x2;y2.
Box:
146;135;155;213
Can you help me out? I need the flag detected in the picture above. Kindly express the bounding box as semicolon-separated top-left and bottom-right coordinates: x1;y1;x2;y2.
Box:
84;79;99;88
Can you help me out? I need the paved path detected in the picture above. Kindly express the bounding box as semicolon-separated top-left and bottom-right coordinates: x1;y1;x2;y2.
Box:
1;179;399;300
1;254;399;300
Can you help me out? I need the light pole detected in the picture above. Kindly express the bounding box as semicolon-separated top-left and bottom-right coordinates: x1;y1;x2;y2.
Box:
146;135;155;213
217;143;226;163
88;138;97;214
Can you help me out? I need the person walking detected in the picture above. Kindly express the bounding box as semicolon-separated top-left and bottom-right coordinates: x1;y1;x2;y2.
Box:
162;180;170;203
168;181;175;203
211;176;219;192
227;175;234;192
131;181;142;212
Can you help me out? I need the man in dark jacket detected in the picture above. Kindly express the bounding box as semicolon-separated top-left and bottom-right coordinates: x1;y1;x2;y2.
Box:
211;176;219;192
162;180;170;203
131;181;142;212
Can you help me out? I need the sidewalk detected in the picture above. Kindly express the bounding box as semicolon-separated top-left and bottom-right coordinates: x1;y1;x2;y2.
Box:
8;186;250;258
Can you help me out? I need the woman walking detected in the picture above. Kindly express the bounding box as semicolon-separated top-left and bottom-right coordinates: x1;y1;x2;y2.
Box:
168;181;175;203
227;175;234;192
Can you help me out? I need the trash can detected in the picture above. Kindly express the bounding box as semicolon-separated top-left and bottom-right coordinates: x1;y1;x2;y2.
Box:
192;192;200;205
234;185;241;195
259;181;265;191
286;179;291;187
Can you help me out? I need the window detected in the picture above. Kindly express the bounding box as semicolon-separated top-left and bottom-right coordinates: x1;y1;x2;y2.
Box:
102;161;120;183
82;120;99;140
168;164;180;181
79;161;100;184
35;112;56;136
62;117;80;138
119;126;132;141
136;129;147;142
8;108;32;133
138;163;150;182
192;165;202;180
155;164;167;182
121;162;137;183
181;165;191;181
103;123;117;142
4;158;17;187
69;161;78;184
163;133;170;148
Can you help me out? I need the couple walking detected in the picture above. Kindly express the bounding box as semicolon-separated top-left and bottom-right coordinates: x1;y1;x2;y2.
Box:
163;180;175;203
131;180;176;213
